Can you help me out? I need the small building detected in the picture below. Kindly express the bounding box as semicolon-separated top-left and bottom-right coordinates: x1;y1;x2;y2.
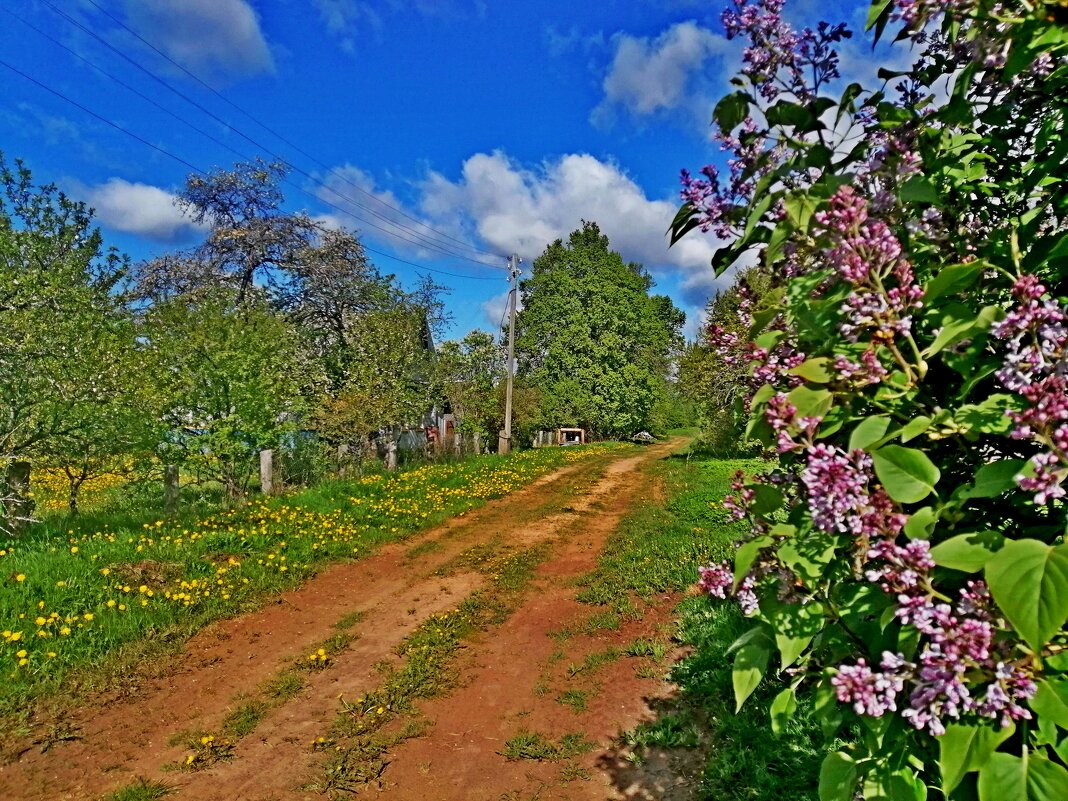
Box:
533;428;586;447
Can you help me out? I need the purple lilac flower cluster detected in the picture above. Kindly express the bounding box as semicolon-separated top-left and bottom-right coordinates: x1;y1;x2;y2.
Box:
698;561;733;598
891;0;973;28
833;580;1033;739
801;444;875;534
722;0;849;102
815;187;924;344
722;470;755;521
681;0;850;239
993;275;1068;504
697;558;761;615
834;349;890;386
765;393;821;453
839;544;1038;735
704;284;805;400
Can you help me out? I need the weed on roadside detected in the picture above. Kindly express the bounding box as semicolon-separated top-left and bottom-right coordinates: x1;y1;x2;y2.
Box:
169;732;235;771
221;698;269;738
102;777;174;801
501;731;595;761
556;689;588;713
565;647;621;678
624;637;668;661
622;709;702;749
333;610;365;630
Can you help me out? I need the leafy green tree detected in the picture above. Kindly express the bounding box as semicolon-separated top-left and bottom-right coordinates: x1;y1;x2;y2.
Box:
0;154;139;530
143;288;309;502
677;266;771;451
515;222;684;438
310;304;438;463
434;330;505;440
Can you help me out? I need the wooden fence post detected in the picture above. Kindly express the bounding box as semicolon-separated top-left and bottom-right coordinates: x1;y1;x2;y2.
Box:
260;449;275;495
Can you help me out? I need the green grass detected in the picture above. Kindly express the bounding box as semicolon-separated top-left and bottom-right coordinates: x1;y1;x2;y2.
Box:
576;455;757;603
624;636;668;661
564;646;621;678
556;689;589;712
577;451;825;800
622;709;702;749
0;444;627;743
102;777;174;801
501;731;595;761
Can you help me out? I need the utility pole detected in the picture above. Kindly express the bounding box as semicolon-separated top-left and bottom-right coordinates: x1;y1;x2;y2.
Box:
499;253;521;455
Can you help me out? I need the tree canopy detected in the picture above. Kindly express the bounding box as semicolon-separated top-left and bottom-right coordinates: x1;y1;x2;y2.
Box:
515;222;683;438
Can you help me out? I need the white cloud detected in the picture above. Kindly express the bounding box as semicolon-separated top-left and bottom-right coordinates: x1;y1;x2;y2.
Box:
420;151;728;305
480;290;516;332
79;178;206;242
591;21;733;128
121;0;274;81
311;164;489;261
311;0;480;56
310;0;383;54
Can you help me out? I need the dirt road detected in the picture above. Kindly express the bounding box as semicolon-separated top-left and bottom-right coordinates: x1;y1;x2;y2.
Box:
2;440;697;801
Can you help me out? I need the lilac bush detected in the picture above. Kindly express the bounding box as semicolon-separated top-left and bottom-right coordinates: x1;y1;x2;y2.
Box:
674;0;1068;798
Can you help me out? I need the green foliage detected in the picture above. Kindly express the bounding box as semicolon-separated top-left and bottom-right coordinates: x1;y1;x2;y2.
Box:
103;778;174;801
0;154;147;530
144;287;309;500
678;266;772;453
516;221;684;438
501;731;595;761
434;329;505;438
673;1;1068;798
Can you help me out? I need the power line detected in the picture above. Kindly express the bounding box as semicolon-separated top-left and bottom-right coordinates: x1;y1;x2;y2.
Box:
36;0;505;268
0;7;251;165
0;58;503;283
81;0;496;260
0;56;202;174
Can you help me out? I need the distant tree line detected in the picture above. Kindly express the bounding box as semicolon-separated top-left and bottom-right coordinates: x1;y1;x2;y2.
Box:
0;155;690;532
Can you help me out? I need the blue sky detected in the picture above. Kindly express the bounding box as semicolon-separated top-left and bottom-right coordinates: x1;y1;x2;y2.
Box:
0;0;893;339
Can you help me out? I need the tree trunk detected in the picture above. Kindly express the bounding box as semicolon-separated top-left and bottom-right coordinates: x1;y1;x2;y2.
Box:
164;464;180;516
385;435;398;472
3;460;35;536
68;481;82;516
65;463;88;516
337;443;349;479
222;464;244;507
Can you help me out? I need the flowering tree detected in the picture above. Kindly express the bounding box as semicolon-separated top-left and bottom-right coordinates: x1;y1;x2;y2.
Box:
675;0;1068;798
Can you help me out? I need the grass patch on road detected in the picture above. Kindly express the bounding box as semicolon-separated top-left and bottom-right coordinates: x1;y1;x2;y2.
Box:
501;731;595;761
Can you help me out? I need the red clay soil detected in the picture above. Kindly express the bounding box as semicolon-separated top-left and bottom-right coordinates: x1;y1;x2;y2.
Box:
1;440;699;801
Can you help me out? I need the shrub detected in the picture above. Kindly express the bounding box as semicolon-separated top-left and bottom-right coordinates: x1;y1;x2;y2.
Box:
676;1;1068;798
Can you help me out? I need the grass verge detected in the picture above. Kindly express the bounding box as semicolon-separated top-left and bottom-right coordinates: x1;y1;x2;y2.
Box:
574;449;825;800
